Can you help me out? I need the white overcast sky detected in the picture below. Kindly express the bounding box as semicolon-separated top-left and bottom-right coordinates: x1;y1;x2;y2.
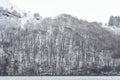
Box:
9;0;120;23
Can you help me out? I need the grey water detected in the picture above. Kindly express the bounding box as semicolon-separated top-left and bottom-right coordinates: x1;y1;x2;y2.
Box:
0;76;120;80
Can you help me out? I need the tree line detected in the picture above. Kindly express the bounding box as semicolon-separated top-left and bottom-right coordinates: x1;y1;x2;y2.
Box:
0;8;120;75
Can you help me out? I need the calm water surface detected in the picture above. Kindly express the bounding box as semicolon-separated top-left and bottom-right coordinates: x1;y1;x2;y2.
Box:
0;76;120;80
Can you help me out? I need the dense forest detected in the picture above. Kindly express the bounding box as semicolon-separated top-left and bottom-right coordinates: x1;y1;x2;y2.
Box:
0;7;120;76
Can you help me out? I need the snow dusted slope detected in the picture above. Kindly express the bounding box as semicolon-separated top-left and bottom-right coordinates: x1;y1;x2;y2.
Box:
0;0;33;29
0;0;12;9
102;24;120;35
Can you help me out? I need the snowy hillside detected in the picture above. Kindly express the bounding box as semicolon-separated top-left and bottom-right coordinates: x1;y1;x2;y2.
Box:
1;0;120;76
101;16;120;35
102;24;120;35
